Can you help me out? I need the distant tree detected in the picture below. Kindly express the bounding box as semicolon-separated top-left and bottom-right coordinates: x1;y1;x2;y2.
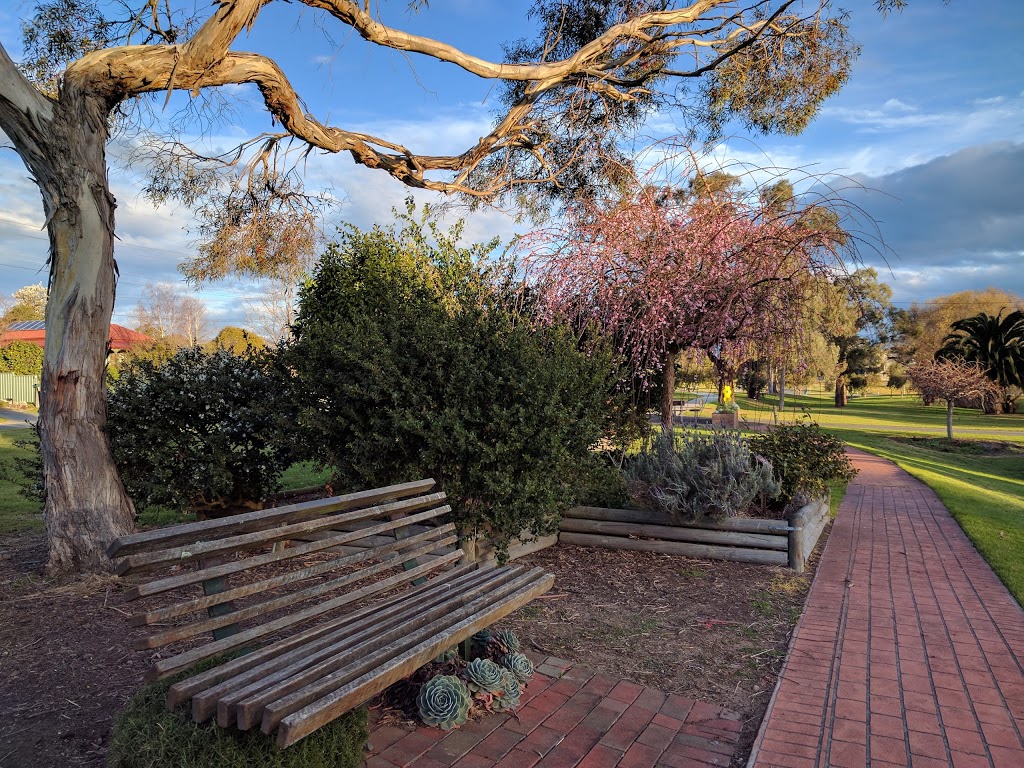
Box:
907;289;1024;361
908;359;1000;440
826;268;892;407
132;283;207;344
1;283;48;324
211;326;267;355
886;365;908;395
938;309;1024;413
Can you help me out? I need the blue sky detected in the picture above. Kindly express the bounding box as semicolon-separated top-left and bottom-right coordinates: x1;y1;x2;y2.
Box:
0;0;1022;332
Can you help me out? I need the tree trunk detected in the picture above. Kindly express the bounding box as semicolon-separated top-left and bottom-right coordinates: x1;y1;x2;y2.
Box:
28;90;135;574
778;365;786;410
834;377;847;408
946;400;954;440
660;348;677;431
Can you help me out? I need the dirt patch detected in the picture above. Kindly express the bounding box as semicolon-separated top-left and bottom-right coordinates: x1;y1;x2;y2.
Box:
504;542;823;765
0;529;823;768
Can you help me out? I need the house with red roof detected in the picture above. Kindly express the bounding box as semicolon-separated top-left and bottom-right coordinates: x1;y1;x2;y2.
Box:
0;321;152;351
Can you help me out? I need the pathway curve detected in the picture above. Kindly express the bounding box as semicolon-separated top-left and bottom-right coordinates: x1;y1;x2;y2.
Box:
749;449;1024;768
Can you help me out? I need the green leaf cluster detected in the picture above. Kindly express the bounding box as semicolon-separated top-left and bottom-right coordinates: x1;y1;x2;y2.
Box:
106;347;298;513
748;420;857;507
285;205;617;558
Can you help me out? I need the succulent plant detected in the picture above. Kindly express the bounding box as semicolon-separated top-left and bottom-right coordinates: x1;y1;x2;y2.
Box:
491;628;521;654
416;675;472;730
464;658;505;694
499;652;534;683
432;646;459;664
491;670;522;712
471;629;492;647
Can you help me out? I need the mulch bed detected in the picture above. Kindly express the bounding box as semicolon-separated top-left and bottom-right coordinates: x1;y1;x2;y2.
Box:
0;527;825;768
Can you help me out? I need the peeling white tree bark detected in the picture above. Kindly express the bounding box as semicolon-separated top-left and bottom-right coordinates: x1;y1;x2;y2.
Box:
0;47;134;574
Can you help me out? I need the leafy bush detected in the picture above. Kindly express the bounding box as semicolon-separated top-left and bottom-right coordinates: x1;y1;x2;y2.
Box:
748;420;857;508
107;347;297;513
0;340;43;376
624;429;778;520
108;667;368;768
285;205;617;559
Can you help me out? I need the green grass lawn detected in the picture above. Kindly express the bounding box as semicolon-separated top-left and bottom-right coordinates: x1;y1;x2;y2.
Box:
0;428;43;534
738;390;1024;439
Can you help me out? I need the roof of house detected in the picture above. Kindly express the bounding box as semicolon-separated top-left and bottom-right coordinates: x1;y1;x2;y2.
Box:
1;322;152;351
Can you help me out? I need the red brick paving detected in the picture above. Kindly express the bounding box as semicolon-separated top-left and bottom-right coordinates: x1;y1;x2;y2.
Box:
365;656;741;767
749;449;1024;768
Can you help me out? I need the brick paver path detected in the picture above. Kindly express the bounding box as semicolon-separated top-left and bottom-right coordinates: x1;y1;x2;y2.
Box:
749;449;1024;768
365;656;742;767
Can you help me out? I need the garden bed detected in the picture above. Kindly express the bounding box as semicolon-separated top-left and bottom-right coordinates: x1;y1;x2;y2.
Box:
0;530;824;768
560;497;830;573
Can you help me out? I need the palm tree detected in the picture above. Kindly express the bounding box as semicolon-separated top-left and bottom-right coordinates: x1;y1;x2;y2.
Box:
938;309;1024;413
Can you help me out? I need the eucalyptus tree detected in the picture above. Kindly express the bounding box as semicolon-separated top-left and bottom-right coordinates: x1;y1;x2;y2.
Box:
1;0;898;573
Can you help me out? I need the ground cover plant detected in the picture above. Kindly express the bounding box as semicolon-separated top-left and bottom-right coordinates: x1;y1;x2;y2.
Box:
624;429;778;520
108;662;368;768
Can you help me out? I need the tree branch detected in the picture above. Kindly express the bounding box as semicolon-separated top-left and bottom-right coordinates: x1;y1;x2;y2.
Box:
0;42;56;160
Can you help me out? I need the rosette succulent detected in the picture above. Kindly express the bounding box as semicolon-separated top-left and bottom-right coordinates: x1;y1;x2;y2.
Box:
464;658;505;694
491;628;521;654
416;675;472;730
432;647;459;664
491;670;522;712
499;652;534;683
471;629;492;656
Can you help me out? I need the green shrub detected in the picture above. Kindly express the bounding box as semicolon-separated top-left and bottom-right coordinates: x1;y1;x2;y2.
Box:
624;429;778;520
572;451;630;508
285;205;618;559
0;340;43;375
107;347;298;513
108;668;367;768
748;420;857;507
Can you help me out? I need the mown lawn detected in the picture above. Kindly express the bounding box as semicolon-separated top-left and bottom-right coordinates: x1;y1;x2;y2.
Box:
738;391;1024;440
0;428;43;534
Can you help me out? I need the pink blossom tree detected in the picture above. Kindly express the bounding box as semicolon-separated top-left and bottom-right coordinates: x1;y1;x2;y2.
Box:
523;183;849;427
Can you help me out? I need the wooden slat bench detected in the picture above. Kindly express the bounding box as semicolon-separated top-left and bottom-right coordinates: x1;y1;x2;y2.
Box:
107;478;554;748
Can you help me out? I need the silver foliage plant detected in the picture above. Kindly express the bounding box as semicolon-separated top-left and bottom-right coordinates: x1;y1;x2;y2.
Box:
624;429;779;520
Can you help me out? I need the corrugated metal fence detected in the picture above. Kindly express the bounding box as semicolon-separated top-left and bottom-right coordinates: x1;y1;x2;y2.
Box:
0;373;40;404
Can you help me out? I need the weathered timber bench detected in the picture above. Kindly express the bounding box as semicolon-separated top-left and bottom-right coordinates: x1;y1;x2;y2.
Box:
107;478;554;749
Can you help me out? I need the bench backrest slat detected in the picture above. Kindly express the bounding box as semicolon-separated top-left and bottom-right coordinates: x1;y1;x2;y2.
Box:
134;532;459;649
108;479;437;559
116;492;447;575
123;503;451;601
149;549;464;680
129;525;458;629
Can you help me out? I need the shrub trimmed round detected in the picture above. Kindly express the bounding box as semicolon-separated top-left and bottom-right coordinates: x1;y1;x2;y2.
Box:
108;669;368;768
